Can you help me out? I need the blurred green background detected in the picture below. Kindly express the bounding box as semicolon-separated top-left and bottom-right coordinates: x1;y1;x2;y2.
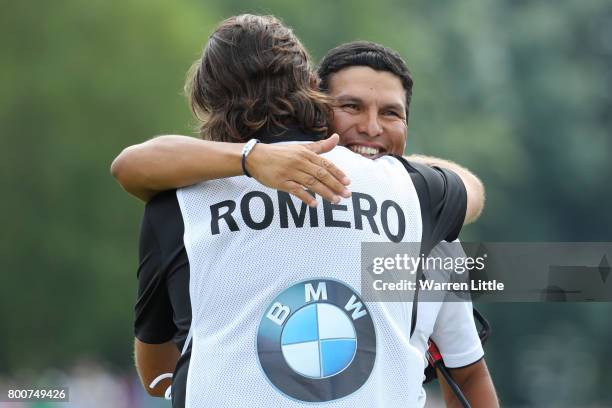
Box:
1;0;611;407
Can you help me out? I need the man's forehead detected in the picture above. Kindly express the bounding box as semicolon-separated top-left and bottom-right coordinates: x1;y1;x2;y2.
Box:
328;66;406;105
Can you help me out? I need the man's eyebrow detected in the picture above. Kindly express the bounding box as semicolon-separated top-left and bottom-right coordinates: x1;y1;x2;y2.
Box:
334;95;363;103
335;95;405;111
381;103;405;113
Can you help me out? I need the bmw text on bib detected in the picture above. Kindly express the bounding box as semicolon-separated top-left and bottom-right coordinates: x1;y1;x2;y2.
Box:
257;279;376;402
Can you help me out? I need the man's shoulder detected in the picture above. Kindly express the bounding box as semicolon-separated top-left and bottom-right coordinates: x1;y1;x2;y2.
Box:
143;190;184;239
391;157;465;202
146;189;179;214
389;156;442;179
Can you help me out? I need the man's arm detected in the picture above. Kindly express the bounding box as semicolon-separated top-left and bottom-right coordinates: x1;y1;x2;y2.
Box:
133;191;190;397
405;154;484;224
134;339;180;397
110;134;351;205
438;359;499;408
427;243;496;407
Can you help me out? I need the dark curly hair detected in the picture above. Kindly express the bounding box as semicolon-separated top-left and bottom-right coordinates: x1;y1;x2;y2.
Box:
186;14;331;142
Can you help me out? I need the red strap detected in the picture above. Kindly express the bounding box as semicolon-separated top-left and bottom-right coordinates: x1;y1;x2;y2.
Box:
427;340;443;365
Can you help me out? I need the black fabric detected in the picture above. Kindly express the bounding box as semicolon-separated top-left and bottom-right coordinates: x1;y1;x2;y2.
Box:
418;163;467;246
172;349;191;408
252;126;325;144
134;189;192;407
390;156;468;337
423;363;438;384
134;189;191;350
390;157;467;253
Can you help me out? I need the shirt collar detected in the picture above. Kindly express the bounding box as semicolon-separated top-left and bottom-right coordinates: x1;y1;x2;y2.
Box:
252;126;325;144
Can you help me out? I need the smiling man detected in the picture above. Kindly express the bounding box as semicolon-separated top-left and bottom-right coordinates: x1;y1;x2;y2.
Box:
329;65;408;157
317;41;497;408
112;37;496;407
319;49;411;160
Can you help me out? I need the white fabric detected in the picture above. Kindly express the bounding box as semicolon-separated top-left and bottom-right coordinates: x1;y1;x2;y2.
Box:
175;144;474;407
409;241;485;405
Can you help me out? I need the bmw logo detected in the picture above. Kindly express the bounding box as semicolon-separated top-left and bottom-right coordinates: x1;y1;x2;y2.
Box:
256;279;376;402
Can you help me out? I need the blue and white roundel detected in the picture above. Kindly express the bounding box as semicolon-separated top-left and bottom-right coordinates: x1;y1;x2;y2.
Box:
257;279;376;402
281;303;357;378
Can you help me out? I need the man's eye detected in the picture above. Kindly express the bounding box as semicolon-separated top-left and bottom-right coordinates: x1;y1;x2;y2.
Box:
384;110;401;117
342;104;358;110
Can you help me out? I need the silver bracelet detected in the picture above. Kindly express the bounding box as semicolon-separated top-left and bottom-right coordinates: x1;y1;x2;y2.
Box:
241;139;260;177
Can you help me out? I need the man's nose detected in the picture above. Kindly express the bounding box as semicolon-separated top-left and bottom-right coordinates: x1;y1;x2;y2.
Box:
357;110;383;137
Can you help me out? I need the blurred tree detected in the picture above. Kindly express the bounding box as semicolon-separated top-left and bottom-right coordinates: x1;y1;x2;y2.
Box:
0;0;217;372
1;0;611;405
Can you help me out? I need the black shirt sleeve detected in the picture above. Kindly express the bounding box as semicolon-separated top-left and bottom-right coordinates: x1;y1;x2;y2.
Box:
134;190;191;349
392;157;467;253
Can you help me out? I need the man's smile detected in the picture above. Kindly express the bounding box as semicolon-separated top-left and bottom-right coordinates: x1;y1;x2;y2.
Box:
347;143;386;159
